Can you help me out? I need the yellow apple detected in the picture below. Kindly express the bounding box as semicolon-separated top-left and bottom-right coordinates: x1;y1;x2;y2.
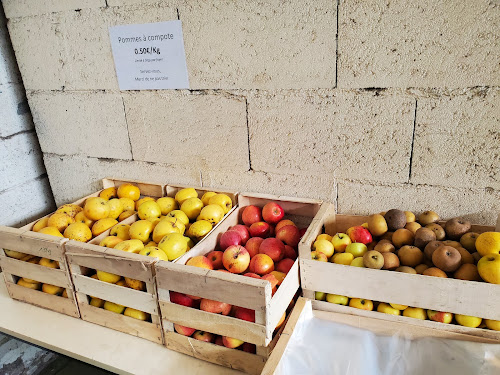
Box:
135;196;155;210
103;301;125;314
17;279;41;290
96;270;121;283
403;307;427;320
90;297;105;308
38;226;64;237
158;233;188;260
332;252;354;265
156;197;178;215
117;183;140;201
39;258;59;269
114;239;144;253
200;191;217;206
350;257;365;267
42;283;64;295
99;186;117;200
47;213;74;233
4;249;27;259
119;197;135;212
107;198;124;219
145;240;158;247
315;291;326;301
175;188;198;205
91;218;118;237
455;314;482;328
99;236;123;248
74;211;94;228
152;219;185;243
312;239;334;258
55;204;83;218
186;220;212;240
198;204;225;225
109;223;131;240
180;198;204;220
477;254;500;284
124;277;145;291
124;307;150;321
349;298;373;311
64;222;92;242
326;294;349;305
390;303;408;310
138;200;162;221
475;232;500;256
83;197;110;221
32;217;49;232
166;210;189;226
316;233;333;242
129;220;154;243
377;303;401;315
208;194;233;214
485;319;500;331
331;233;351;253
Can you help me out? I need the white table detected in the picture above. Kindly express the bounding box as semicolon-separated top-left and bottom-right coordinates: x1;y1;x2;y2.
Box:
0;274;240;375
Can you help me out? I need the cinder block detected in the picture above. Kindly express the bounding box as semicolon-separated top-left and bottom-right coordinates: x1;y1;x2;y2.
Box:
2;0;106;18
202;168;336;203
0;83;34;137
248;90;415;184
0;131;45;191
338;0;500;88
180;0;336;89
0;8;21;85
28;91;132;159
43;154;201;206
123;91;250;171
0;176;55;227
7;14;65;90
337;180;500;226
411;88;500;190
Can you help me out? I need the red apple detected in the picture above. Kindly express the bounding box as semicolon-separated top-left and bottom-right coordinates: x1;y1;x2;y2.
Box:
222;336;244;348
170;291;196;307
262;273;279;290
311;251;328;262
206;251;224;269
249;222;271;238
270;271;286;285
193;331;214;343
276;258;294;274
214;336;224;346
262;202;285;224
229;225;250;245
200;299;232;315
349;226;373;244
275;219;296;232
174;324;196;336
249;254;274;275
219;231;242;251
223;245;250;274
245;237;264;258
233;307;255;322
241;342;256;353
299;228;307;238
242;205;262;226
186;256;213;270
276;225;301;247
284;245;297;260
243;272;261;279
259;238;285;262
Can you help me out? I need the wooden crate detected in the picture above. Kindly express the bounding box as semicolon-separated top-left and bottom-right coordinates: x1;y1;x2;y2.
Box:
298;205;500;320
64;179;165;343
262;297;500;375
155;193;322;374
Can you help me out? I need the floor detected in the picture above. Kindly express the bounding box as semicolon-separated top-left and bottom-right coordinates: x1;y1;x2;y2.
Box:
0;333;113;375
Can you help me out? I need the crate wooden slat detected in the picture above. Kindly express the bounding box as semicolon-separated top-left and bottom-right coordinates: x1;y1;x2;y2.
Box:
156;192;322;374
262;297;500;375
298;208;500;320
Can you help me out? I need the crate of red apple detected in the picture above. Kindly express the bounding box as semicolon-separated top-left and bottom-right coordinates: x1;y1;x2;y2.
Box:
299;204;500;323
155;193;322;374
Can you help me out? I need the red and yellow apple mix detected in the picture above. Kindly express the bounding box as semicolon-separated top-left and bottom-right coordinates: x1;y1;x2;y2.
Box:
311;209;500;285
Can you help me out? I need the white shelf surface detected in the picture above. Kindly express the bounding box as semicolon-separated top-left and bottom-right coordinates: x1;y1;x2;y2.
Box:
0;274;241;375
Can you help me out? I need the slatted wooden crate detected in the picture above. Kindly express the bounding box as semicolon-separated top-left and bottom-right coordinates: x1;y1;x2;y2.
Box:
262;297;500;375
155;193;322;374
64;179;165;343
298;204;500;321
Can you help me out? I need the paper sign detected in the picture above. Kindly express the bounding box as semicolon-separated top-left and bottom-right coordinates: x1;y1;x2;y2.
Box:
109;20;189;90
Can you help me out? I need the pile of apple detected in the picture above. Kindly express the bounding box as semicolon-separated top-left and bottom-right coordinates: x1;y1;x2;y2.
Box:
169;202;305;351
315;292;500;331
311;209;500;286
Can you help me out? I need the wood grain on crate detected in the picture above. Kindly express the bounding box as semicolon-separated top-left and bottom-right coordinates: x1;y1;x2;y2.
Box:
299;208;500;320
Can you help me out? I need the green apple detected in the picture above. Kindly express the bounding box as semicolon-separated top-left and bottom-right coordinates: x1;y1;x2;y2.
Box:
315;291;326;301
345;243;368;258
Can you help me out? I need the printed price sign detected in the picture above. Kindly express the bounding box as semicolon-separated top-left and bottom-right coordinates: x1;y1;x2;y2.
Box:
109;20;189;90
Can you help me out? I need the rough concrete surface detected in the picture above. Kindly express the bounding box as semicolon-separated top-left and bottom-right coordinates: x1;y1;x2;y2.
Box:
43;154;201;205
180;0;337;89
0;6;20;85
123;90;249;171
411;88;500;190
0;130;45;191
0;176;55;227
248;89;415;184
338;0;500;88
28;91;132;159
2;0;106;18
338;180;500;225
0;82;33;137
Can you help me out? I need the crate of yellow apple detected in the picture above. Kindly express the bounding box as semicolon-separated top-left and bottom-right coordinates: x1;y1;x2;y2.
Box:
0;178;163;318
64;184;237;343
299;204;500;327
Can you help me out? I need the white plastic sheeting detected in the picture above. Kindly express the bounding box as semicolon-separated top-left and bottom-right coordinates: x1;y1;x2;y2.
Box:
276;301;500;375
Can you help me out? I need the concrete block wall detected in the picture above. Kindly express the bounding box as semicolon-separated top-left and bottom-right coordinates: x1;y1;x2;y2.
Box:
2;0;499;224
0;6;55;227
